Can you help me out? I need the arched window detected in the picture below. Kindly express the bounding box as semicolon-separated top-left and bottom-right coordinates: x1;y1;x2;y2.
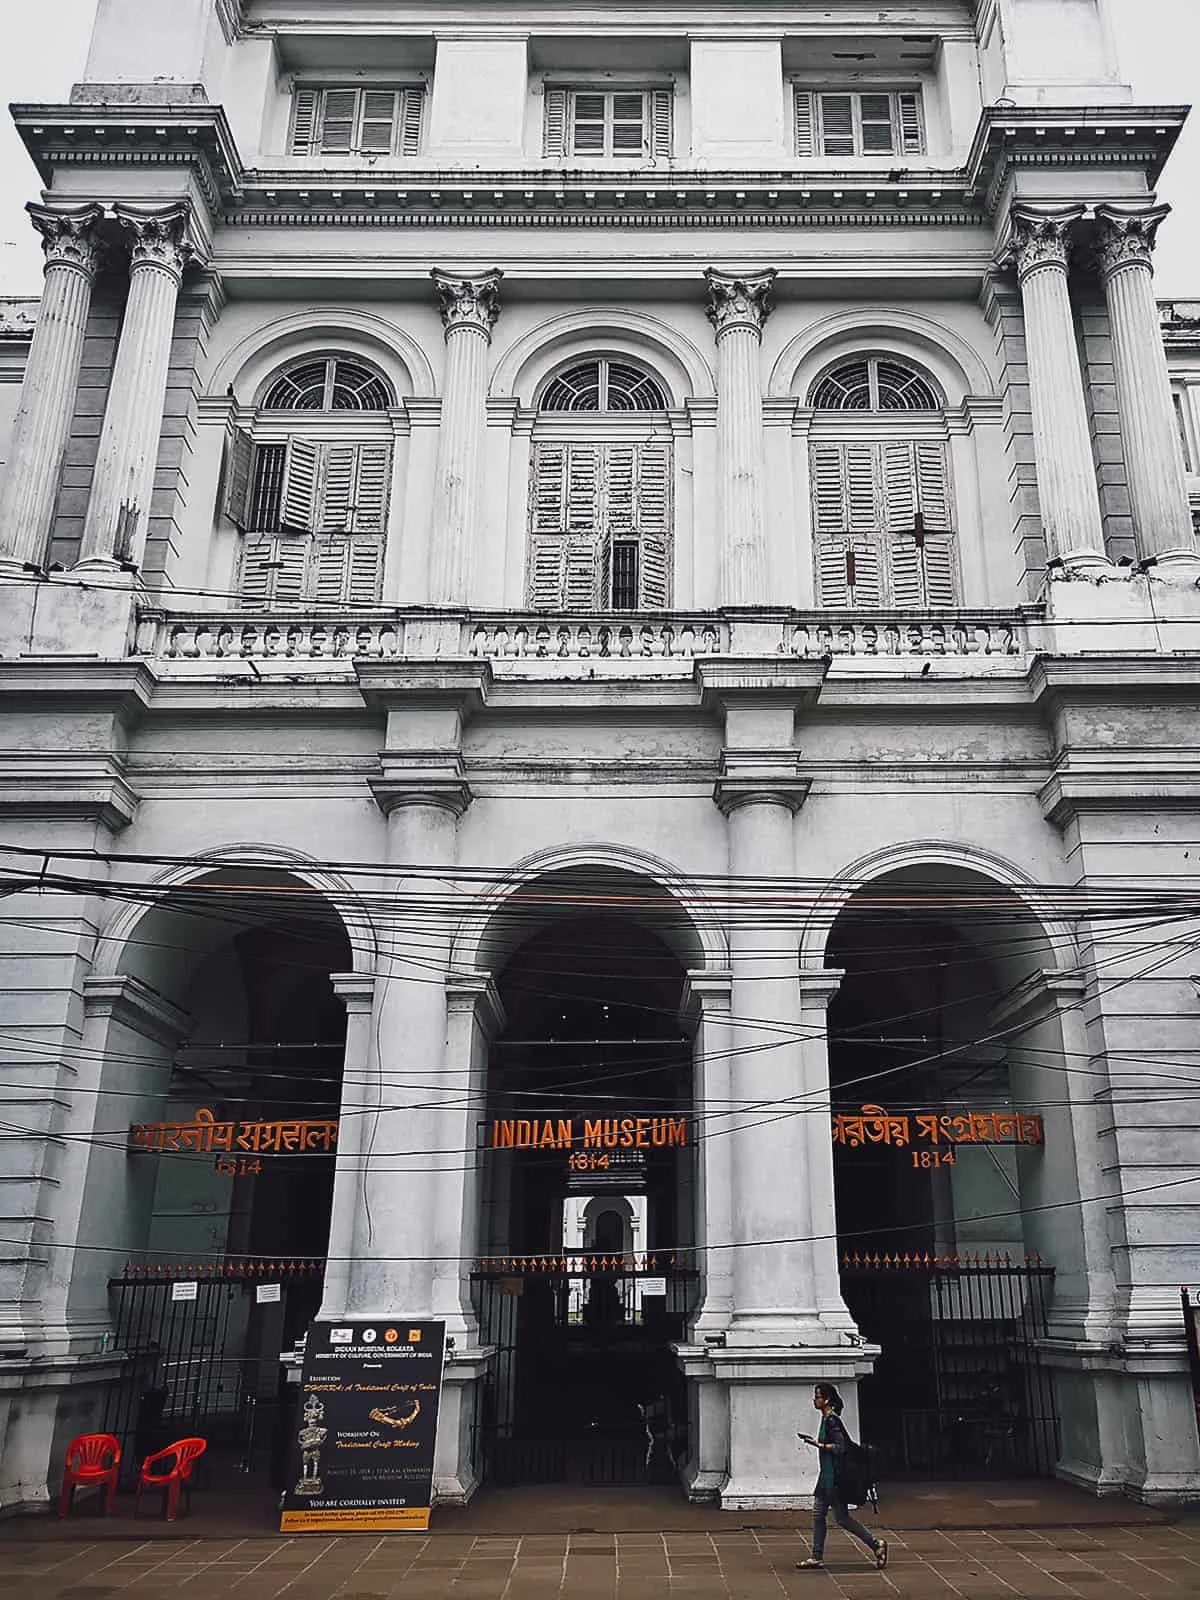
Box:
223;355;395;607
807;354;957;609
263;358;393;413
528;357;673;613
541;359;669;413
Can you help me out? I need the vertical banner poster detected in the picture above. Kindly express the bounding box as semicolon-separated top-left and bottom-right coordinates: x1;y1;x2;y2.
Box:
280;1319;447;1533
1183;1288;1200;1440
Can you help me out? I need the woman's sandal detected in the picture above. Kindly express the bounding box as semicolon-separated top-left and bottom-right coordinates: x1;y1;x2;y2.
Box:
874;1540;889;1570
795;1558;824;1569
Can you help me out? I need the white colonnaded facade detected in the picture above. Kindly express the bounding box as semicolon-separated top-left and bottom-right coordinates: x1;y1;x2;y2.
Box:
1;0;1200;1516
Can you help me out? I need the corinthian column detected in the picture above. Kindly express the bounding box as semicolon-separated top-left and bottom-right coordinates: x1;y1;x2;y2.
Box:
1095;204;1195;562
0;205;104;572
78;205;193;571
429;269;502;604
705;268;776;605
1008;206;1107;568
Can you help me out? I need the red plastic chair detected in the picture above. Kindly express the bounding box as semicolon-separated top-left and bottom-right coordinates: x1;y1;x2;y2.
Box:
58;1433;121;1519
135;1437;206;1521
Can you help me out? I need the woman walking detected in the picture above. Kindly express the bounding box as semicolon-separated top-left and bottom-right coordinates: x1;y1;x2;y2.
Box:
796;1383;888;1571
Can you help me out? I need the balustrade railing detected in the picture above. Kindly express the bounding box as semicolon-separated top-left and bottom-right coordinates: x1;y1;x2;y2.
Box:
132;607;1037;666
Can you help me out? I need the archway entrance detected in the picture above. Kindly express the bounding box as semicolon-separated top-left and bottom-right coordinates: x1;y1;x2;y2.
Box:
826;867;1063;1480
474;911;697;1486
90;869;353;1480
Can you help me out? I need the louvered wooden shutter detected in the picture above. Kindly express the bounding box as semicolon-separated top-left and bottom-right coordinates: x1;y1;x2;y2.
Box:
563;445;603;608
318;89;359;153
312;538;350;605
572;92;608;157
239;536;308;605
819;94;856;157
280;438;319;532
794;89;816;157
222;429;254;528
399;87;424;155
320;443;357;533
636;442;672;608
290;88;320;155
914;439;952;531
310;536;383;604
898;92;924;155
816;536;883;608
844;442;880;533
606;445;637;541
360;90;399;155
811;441;849;538
347;536;384;602
650;89;673;160
919;535;957;606
543;88;569;158
890;538;925;608
882;440;918;533
352;443;393;533
528;444;569;609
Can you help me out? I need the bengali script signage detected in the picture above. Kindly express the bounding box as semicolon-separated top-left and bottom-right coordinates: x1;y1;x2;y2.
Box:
129;1107;339;1156
280;1320;446;1534
489;1115;689;1152
832;1105;1044;1149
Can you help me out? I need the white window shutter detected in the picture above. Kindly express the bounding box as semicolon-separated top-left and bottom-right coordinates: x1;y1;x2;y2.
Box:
882;440;918;533
320;443;357;533
816;536;852;606
240;536;308;604
280;438;319;532
794;89;817;157
571;92;609;157
636;442;672;609
531;444;568;533
844;442;880;533
399;87;424;155
352;443;393;533
222;429;254;529
360;89;399;154
890;537;926;607
543;88;570;158
811;441;849;536
819;94;856;158
923;536;958;607
318;89;359;153
605;445;637;537
239;538;277;604
914;439;953;531
290;89;320;155
898;92;925;155
650;89;673;160
564;541;601;610
312;538;350;606
848;539;883;607
565;444;602;532
347;537;384;603
528;538;567;610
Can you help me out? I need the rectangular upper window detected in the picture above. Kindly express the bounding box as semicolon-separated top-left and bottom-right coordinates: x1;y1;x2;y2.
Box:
543;87;674;161
794;89;924;159
290;86;425;158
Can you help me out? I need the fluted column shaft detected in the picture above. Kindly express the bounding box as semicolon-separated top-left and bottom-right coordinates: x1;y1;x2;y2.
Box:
0;206;104;570
1096;205;1195;560
1010;206;1107;564
706;269;776;605
429;270;502;604
79;206;192;569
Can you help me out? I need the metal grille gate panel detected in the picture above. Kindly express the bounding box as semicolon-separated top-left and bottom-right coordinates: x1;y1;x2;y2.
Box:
841;1253;1060;1479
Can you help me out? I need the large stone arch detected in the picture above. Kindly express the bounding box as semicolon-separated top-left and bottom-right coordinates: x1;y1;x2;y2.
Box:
490;309;715;409
769;306;996;408
205;307;436;404
94;846;378;990
799;840;1077;982
451;843;727;982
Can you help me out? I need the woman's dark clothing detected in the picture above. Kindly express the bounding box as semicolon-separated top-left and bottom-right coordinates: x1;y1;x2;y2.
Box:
809;1411;879;1562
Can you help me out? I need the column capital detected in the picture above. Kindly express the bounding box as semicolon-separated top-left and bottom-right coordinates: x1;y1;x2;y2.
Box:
115;203;195;282
713;750;810;816
28;203;105;278
797;967;846;1009
369;754;474;819
432;268;503;339
705;267;776;340
331;971;376;1015
1094;203;1171;281
1003;204;1087;282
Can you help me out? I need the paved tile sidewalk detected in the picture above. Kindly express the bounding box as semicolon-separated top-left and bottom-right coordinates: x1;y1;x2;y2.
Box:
2;1521;1199;1600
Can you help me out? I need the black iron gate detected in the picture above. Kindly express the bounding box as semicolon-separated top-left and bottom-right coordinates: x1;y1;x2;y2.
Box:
472;1254;699;1486
101;1260;323;1485
841;1251;1060;1479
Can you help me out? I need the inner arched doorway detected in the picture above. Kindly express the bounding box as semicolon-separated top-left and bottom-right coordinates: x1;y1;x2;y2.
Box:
825;864;1072;1481
474;906;697;1486
82;867;355;1478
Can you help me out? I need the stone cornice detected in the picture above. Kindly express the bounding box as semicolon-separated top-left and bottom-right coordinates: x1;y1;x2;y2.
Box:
712;750;811;816
11;104;244;223
1039;765;1200;829
82;974;190;1043
964;104;1187;219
